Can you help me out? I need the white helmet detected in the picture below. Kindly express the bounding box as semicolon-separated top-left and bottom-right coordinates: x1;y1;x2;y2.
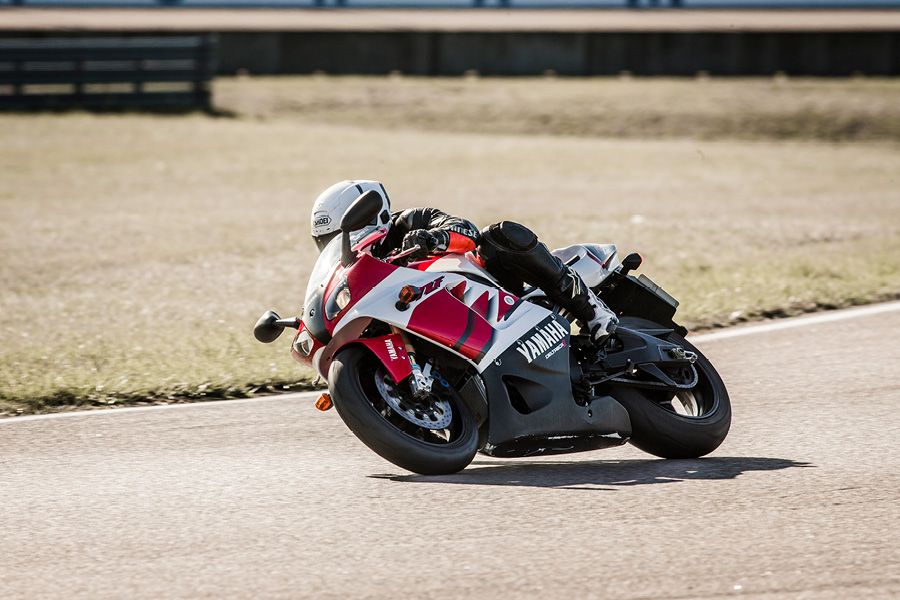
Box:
310;180;391;251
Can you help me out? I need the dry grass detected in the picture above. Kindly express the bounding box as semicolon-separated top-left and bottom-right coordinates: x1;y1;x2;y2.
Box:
1;76;899;414
216;76;900;142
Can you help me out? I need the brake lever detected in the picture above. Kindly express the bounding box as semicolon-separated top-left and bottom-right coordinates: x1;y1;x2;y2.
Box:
387;245;423;264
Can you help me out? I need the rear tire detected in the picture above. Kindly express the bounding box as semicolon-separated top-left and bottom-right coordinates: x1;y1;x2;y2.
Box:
329;346;478;475
612;318;731;459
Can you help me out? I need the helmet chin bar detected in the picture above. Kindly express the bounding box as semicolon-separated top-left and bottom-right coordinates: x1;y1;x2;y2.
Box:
313;230;341;252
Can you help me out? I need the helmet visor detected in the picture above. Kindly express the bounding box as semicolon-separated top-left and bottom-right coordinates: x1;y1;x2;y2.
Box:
313;230;340;252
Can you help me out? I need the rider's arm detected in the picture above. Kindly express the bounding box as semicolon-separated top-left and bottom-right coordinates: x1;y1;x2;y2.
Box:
382;207;480;256
415;208;480;255
435;221;480;254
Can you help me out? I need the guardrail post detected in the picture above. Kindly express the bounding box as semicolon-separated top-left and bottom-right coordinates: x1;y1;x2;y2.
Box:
135;57;145;97
74;51;85;103
195;34;214;111
12;57;23;97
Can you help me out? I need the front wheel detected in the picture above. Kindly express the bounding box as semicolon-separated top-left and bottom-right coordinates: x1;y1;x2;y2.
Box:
329;346;478;475
611;318;732;459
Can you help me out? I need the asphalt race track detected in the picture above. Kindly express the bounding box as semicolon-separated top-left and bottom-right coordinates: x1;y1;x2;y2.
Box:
2;304;900;599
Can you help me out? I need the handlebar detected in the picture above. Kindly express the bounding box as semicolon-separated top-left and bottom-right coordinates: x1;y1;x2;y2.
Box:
386;245;423;264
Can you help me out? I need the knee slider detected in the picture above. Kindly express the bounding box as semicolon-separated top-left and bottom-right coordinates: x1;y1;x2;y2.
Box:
482;221;537;252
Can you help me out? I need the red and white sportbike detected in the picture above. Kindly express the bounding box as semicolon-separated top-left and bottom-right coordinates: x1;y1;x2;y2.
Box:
255;192;731;474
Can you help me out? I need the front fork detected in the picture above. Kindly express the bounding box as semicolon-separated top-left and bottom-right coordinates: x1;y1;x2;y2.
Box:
390;326;434;398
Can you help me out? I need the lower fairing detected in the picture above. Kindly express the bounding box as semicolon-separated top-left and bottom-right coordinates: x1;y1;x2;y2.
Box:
481;431;628;458
478;313;632;458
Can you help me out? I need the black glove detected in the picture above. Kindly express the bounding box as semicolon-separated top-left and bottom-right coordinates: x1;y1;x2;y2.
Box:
402;229;440;260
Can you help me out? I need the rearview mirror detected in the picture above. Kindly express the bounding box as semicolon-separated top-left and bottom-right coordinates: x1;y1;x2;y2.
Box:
340;190;383;232
254;310;284;343
341;190;383;266
253;310;300;343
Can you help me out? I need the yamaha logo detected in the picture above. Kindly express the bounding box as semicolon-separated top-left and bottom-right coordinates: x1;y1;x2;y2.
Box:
515;319;569;364
384;338;399;361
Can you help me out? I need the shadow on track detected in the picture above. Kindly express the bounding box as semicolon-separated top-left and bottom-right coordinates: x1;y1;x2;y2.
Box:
371;457;812;490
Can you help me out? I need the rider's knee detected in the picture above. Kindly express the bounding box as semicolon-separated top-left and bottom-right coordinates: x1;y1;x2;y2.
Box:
480;221;538;253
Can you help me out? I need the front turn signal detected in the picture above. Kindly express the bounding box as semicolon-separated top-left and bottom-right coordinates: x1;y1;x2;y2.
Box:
315;393;333;411
396;285;423;311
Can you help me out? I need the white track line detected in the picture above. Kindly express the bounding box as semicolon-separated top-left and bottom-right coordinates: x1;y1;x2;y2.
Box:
5;301;900;424
0;391;322;424
689;300;900;344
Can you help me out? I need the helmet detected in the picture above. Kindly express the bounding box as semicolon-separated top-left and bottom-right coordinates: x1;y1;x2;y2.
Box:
310;180;391;251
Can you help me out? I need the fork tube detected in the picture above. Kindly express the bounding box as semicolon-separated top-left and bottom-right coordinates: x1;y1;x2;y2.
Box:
389;326;412;353
391;326;427;395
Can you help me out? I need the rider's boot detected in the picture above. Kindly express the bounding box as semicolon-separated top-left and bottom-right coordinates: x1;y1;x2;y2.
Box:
550;267;619;345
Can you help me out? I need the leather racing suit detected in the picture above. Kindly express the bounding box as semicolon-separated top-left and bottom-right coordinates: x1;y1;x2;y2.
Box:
375;208;618;342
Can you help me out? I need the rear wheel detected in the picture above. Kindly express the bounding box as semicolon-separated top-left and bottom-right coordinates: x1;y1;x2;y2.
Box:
329;346;478;475
611;318;731;459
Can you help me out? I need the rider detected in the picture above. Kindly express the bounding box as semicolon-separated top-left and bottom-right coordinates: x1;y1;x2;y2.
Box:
310;180;618;344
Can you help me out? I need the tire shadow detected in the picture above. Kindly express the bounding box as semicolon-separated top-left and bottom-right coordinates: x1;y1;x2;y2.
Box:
370;457;812;490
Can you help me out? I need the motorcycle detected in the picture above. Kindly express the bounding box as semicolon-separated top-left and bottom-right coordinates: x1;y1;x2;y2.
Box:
254;191;731;474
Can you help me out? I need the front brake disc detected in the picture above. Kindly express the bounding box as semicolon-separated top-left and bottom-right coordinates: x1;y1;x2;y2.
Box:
374;371;453;430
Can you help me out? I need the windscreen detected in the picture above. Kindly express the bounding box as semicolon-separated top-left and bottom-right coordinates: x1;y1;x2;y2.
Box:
302;225;381;334
303;234;342;325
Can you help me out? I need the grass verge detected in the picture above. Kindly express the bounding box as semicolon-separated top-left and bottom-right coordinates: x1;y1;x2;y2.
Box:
216;76;900;142
2;76;899;415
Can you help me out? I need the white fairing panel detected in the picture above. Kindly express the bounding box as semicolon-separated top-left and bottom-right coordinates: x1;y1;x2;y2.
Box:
317;247;623;377
473;303;550;371
329;255;553;374
423;252;553;369
423;252;500;285
551;243;619;288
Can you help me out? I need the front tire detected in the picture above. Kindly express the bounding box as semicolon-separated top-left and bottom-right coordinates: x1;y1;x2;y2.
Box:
329;346;478;475
612;319;732;459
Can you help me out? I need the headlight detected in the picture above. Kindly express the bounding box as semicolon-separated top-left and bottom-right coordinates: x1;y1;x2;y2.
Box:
324;279;351;320
293;329;313;356
336;287;351;309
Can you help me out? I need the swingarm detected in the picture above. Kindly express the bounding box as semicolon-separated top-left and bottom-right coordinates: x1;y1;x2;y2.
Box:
584;326;698;391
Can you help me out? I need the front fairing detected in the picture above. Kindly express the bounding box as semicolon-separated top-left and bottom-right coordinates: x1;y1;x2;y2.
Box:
302;225;386;344
290;320;325;368
302;235;342;344
301;227;557;380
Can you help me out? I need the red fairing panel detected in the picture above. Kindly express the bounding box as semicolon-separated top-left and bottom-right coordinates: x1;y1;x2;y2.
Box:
407;289;495;363
351;333;413;383
325;253;398;334
347;254;398;299
495;290;520;321
409;256;442;272
448;280;466;301
459;314;494;362
471;290;490;320
407;290;466;348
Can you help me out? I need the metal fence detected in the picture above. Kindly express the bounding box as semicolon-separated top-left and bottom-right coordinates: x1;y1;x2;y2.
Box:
0;36;216;110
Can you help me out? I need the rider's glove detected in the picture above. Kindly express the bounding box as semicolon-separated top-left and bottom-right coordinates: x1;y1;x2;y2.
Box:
402;229;448;260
